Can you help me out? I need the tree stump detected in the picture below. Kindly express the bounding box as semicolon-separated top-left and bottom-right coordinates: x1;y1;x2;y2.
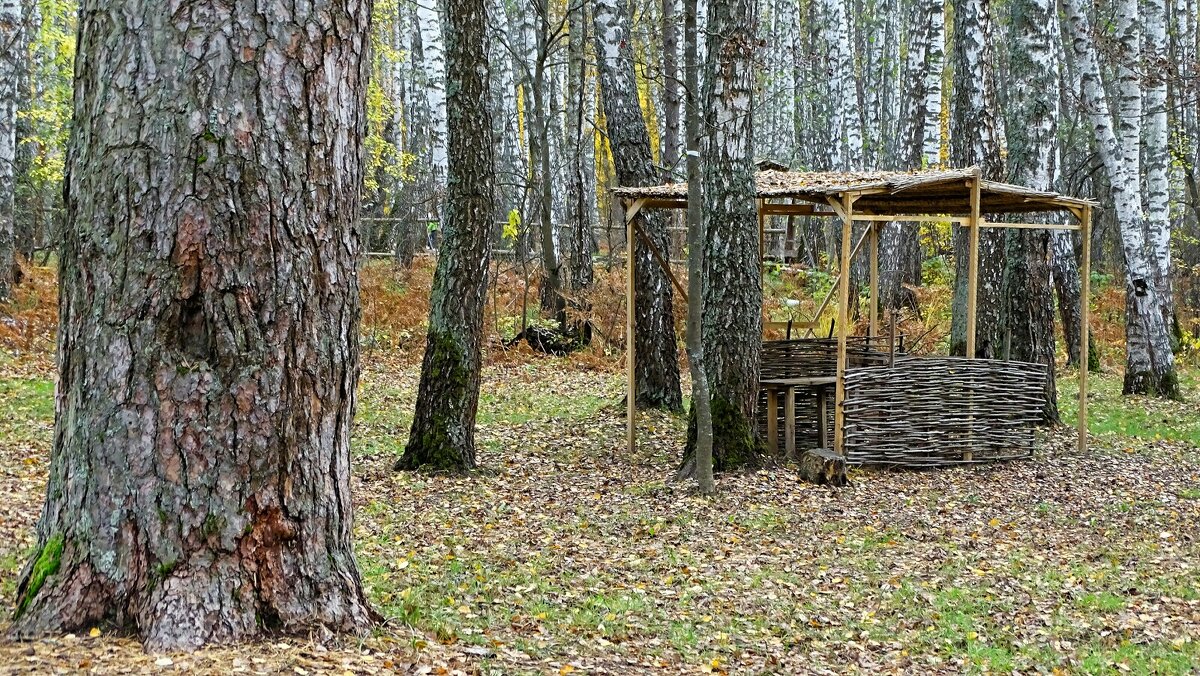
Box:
798;448;848;487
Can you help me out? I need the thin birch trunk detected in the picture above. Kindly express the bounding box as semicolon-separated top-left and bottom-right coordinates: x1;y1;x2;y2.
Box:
0;0;20;298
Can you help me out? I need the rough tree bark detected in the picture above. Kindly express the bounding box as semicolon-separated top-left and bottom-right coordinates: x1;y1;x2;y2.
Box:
1002;0;1060;423
8;0;376;650
949;0;1006;357
0;0;19;299
683;0;763;471
594;0;683;411
1051;230;1084;366
398;0;497;470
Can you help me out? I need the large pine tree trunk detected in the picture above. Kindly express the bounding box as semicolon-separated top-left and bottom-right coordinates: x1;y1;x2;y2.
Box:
8;0;376;650
399;0;497;471
1064;0;1179;397
949;0;1005;357
684;0;763;470
594;0;683;411
0;0;19;299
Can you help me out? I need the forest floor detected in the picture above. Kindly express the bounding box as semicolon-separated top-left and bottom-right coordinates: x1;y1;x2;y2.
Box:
0;354;1198;674
0;260;1198;674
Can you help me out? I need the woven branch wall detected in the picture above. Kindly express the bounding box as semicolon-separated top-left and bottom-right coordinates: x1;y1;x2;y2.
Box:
842;357;1046;467
757;338;899;450
760;337;896;381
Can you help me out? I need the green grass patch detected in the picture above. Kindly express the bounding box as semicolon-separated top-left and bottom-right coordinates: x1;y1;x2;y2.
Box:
1077;591;1126;613
1059;367;1200;445
0;378;55;446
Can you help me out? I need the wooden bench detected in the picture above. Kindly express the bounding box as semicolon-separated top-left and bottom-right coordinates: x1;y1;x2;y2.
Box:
760;376;836;459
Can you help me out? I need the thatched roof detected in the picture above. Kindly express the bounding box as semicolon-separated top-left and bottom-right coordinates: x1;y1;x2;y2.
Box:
612;168;1096;215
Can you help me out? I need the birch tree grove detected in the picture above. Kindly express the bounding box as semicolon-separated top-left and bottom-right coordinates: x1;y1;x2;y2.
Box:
1064;0;1180;397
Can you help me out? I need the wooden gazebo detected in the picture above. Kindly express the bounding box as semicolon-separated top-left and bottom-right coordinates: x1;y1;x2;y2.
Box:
613;167;1096;461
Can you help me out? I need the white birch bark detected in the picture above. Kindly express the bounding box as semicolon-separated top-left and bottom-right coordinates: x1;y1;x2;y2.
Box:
921;0;943;166
1144;0;1173;314
824;0;863;169
1004;0;1062;420
1063;0;1179;396
417;0;447;174
0;0;19;297
950;0;1006;357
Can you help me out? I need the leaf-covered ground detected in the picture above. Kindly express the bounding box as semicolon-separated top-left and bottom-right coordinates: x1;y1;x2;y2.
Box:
1;352;1198;674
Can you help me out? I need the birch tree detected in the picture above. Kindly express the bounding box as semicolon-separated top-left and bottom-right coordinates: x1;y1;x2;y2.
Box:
1063;0;1179;397
1002;0;1060;422
881;0;943;310
1144;0;1174;331
949;0;1006;357
399;0;499;471
824;0;863;169
594;0;684;411
684;0;763;470
565;2;595;293
676;0;715;492
0;0;20;298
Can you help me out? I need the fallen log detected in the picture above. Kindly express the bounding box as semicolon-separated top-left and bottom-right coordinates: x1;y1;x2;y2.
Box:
798;448;847;487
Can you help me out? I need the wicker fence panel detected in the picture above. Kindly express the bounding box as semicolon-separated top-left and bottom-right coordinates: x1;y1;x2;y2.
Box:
760;337;897;381
757;338;897;451
842;357;1046;467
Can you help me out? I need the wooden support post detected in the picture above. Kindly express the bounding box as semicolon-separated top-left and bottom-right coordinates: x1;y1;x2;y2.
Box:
966;170;982;359
766;389;779;454
834;194;854;456
758;199;767;283
626;199;640;455
784;387;797;461
868;221;879;340
888;311;898;367
964;174;982;462
817;388;829;449
1079;206;1091;453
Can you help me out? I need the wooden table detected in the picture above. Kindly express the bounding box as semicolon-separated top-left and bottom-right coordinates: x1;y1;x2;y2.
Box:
760;376;836;459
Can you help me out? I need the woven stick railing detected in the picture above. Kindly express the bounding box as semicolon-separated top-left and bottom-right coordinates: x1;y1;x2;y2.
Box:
757;338;898;450
842;357;1046;467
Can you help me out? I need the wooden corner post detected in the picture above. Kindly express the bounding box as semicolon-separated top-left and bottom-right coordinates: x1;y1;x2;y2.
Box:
966;170;982;359
625;199;643;456
834;193;854;456
868;220;879;340
1079;205;1091;453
